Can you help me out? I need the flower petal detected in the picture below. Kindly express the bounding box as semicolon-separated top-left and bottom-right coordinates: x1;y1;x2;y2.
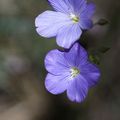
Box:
64;43;88;66
57;24;82;48
69;0;87;14
79;19;93;30
81;3;96;19
67;75;88;102
45;73;69;94
45;49;70;75
48;0;72;14
79;3;95;30
80;62;101;87
35;10;72;37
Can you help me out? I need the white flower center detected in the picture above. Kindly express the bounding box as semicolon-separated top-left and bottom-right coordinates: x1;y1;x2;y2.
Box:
70;13;79;23
70;67;80;78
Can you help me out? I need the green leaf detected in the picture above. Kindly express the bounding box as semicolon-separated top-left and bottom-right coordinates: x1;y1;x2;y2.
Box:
89;46;110;65
89;54;100;65
98;47;110;53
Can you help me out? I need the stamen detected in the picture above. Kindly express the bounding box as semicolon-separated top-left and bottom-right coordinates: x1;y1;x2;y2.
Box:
70;67;80;78
70;13;79;23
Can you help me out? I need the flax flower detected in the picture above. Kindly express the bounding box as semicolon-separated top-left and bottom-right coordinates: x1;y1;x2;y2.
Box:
35;0;95;48
44;43;100;102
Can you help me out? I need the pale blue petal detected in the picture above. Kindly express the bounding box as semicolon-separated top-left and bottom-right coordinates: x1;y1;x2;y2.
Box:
81;3;96;19
67;0;87;15
79;19;93;30
48;0;72;14
45;73;70;94
57;24;82;48
67;75;88;102
79;3;95;29
35;10;72;37
45;49;70;75
64;43;88;66
80;62;101;87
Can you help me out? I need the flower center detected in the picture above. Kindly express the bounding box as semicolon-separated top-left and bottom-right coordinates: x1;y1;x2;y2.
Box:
70;67;80;78
70;13;79;23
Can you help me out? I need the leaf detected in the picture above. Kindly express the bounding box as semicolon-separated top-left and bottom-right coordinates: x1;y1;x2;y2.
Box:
89;46;110;65
89;54;100;65
98;47;110;53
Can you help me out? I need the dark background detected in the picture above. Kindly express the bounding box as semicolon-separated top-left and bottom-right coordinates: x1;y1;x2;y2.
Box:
0;0;120;120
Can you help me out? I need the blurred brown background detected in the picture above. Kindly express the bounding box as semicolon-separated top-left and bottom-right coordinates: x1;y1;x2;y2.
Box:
0;0;120;120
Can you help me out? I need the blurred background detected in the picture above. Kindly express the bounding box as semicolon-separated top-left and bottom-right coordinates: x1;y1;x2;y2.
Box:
0;0;120;120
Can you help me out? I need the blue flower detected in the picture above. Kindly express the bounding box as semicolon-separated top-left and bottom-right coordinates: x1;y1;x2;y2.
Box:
35;0;96;48
44;43;100;102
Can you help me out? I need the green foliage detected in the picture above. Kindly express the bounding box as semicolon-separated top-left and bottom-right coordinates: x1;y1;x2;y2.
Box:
89;46;110;65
